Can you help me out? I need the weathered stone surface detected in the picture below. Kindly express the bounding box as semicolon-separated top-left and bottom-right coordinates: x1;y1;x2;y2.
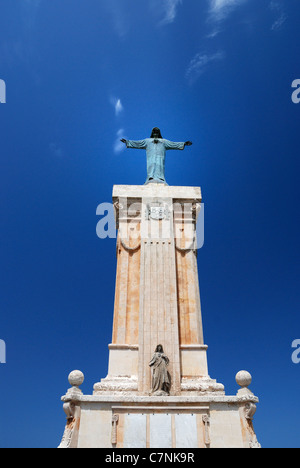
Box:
58;184;260;448
98;184;215;396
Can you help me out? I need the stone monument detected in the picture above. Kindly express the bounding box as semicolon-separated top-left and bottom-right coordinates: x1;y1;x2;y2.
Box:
58;129;261;448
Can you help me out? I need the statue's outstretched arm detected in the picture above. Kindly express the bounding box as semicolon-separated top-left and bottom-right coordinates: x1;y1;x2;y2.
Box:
120;139;147;150
164;140;193;150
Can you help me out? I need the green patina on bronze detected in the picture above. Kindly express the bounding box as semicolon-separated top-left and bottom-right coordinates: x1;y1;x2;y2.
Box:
121;127;192;185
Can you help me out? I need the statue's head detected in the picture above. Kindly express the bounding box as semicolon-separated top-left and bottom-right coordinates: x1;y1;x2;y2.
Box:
155;344;164;353
151;127;163;139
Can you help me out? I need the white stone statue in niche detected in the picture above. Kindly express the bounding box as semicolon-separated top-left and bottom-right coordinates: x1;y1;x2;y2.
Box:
149;345;171;396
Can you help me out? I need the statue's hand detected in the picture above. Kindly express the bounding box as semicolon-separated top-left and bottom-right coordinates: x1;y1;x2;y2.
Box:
120;138;127;144
185;141;192;146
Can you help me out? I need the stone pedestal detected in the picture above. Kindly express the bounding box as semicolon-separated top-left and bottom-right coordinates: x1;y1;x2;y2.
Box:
59;376;260;449
58;184;261;448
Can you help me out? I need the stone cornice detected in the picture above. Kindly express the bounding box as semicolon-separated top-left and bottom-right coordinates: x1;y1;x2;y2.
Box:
61;393;259;405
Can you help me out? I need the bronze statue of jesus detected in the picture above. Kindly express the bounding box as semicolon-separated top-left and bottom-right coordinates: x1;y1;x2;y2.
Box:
121;127;192;185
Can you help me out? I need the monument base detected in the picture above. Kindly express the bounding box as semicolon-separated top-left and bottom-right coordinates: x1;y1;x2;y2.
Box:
58;371;261;449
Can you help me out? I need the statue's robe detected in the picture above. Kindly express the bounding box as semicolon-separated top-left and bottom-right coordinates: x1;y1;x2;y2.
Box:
126;138;185;185
149;352;171;394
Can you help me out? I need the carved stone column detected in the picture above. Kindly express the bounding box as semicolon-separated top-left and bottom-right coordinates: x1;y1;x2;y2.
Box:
138;194;181;395
94;184;224;396
111;414;119;445
202;414;211;447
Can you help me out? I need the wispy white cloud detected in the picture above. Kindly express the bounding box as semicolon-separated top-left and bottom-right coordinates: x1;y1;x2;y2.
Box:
115;99;124;116
160;0;183;25
186;51;225;85
110;96;125;153
106;0;130;38
271;13;287;31
150;0;182;26
114;129;126;154
269;1;287;31
209;0;247;22
110;97;124;116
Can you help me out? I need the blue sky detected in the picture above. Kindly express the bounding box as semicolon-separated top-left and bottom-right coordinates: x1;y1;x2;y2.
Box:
0;0;299;448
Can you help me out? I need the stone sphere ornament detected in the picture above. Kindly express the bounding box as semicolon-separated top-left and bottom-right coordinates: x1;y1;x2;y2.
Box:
235;370;252;388
68;370;84;388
